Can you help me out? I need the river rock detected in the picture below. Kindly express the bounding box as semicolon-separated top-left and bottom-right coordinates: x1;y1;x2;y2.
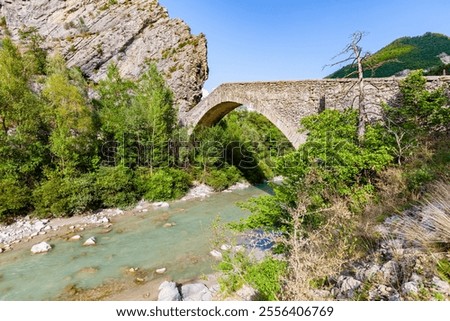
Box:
83;237;97;246
181;283;212;301
33;221;46;232
31;242;52;254
156;268;167;274
209;250;222;259
69;235;82;241
0;248;3;254
163;222;176;228
153;202;170;208
158;281;181;301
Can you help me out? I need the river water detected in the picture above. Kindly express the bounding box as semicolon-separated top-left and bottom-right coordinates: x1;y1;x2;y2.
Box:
0;184;271;300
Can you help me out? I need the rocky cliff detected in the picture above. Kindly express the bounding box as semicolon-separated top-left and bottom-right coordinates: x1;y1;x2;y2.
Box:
0;0;208;115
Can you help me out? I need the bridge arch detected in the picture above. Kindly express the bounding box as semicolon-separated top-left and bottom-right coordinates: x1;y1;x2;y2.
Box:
192;100;300;147
184;77;450;149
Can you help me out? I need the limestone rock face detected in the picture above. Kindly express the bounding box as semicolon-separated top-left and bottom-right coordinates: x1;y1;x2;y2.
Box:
0;0;208;115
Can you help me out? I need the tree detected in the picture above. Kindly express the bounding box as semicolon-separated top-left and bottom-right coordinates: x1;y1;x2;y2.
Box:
42;55;97;173
326;32;370;141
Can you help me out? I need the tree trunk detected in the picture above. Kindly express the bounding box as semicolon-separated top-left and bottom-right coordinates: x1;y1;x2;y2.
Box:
354;43;366;141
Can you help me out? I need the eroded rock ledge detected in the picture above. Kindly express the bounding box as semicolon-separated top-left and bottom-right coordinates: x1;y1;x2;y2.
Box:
0;0;208;115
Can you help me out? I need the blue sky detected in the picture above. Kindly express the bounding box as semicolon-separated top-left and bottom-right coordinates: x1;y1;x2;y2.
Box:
159;0;450;91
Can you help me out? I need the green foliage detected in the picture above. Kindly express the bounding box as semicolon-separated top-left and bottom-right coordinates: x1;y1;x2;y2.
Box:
437;259;450;283
192;109;294;186
136;167;191;201
95;166;137;208
0;176;31;219
236;109;393;231
97;63;176;168
218;251;286;300
43;55;98;173
329;32;450;78
19;27;47;75
244;257;287;300
204;166;242;191
33;172;96;217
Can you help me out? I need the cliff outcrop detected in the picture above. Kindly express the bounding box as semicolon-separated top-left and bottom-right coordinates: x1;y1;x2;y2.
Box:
0;0;208;115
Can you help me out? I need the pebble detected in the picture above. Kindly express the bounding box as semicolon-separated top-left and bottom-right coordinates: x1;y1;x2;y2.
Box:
156;268;167;274
69;235;82;241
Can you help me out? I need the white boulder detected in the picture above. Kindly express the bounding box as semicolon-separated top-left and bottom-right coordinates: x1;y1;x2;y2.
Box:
181;283;212;301
31;242;52;254
83;237;97;246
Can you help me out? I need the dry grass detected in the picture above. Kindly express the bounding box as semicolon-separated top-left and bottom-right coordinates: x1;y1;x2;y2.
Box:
399;182;450;252
281;200;357;300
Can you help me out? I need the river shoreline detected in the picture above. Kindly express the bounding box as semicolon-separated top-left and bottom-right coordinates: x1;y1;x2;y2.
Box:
0;182;252;254
0;181;253;301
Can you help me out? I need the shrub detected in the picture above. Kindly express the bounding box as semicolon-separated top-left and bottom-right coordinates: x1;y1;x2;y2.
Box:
0;177;31;220
33;172;96;217
95;165;137;208
137;167;191;201
217;251;286;300
244;257;287;300
204;166;242;191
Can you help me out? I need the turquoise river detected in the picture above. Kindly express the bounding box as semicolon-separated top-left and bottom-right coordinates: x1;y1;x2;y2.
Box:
0;184;271;300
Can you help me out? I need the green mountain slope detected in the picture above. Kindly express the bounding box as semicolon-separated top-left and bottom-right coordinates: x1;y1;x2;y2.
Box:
328;32;450;78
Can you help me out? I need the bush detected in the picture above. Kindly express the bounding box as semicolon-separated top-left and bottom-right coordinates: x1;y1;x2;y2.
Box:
244;257;287;300
218;251;286;300
95;165;137;208
0;177;31;220
137;167;191;201
204;166;242;191
33;172;96;217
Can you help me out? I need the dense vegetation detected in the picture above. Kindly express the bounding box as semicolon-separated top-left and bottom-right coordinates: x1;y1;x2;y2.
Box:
218;70;450;300
328;32;450;78
0;36;292;221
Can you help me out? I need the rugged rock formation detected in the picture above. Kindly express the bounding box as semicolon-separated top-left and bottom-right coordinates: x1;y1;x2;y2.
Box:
0;0;208;115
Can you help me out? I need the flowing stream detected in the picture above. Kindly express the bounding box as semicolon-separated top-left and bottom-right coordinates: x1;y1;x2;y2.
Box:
0;184;271;300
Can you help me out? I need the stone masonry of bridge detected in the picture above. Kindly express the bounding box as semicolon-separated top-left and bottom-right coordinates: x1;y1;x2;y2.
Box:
184;77;450;148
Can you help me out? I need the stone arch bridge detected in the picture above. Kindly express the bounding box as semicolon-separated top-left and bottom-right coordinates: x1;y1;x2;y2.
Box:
184;77;450;148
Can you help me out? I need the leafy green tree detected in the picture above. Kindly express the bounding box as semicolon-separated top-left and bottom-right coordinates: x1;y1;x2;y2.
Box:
42;55;97;173
19;27;47;75
0;38;48;219
97;63;177;169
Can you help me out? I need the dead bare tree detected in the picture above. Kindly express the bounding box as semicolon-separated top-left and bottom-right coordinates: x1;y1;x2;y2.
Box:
325;31;370;141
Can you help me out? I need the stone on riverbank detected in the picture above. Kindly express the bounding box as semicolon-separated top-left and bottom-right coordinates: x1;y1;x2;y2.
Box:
209;250;222;259
31;242;52;254
181;283;212;301
158;281;181;301
156;268;167;274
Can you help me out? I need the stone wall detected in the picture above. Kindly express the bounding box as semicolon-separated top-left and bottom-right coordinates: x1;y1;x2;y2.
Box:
186;77;450;148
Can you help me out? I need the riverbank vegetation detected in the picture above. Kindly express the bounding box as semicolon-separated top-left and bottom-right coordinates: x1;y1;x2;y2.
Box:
218;70;449;301
0;36;292;222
